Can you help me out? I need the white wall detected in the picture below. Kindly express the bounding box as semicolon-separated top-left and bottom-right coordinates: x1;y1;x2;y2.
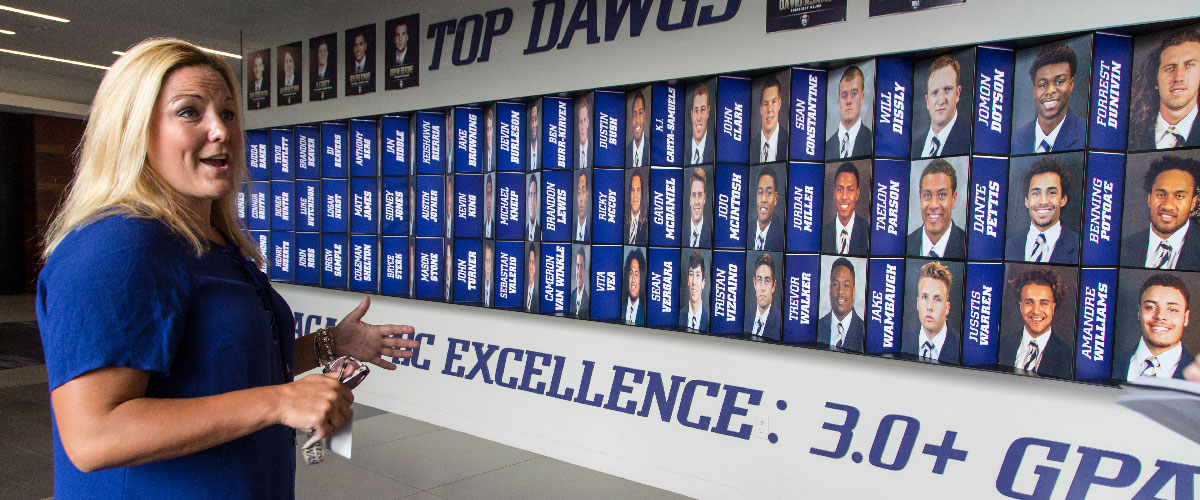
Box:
258;2;1200;498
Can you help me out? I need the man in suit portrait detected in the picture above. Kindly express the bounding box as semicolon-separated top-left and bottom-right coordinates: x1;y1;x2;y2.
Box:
685;167;711;247
529;103;540;170
351;33;369;74
750;165;784;251
623;249;646;325
281;50;296;88
822;162;869;255
907;159;966;259
902;261;961;363
571;247;590;319
755;76;785;163
680;250;709;331
1130;29;1200;150
483;174;494;238
525;246;539;313
577;97;591;170
626;168;648;245
526;175;540;241
999;268;1071;378
746;253;781;339
485;107;496;172
817;258;865;351
1117;274;1194;380
445;175;454;235
1004;157;1080;264
482;243;494;307
315;41;330;79
1121;155;1200;270
393;21;413;66
1014;44;1085;154
827;66;873;159
575;169;589;242
444;240;453;301
252;53;266;92
919;55;970;158
687;83;714;165
628;91;648;168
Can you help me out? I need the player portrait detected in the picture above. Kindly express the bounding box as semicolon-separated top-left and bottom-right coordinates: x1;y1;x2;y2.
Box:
997;263;1079;379
627;86;652;169
345;24;376;95
483;172;496;238
384;14;420;90
524;242;540;313
817;255;868;352
481;241;495;308
622;246;647;325
744;252;784;340
825;61;876;160
1113;268;1200;381
575;94;593;170
625;167;649;245
911;50;975;158
443;239;454;302
1129;26;1200;151
444;174;455;236
685;79;716;166
247;48;270;110
1120;150;1200;270
528;100;541;171
570;245;591;319
1011;36;1093;155
574;168;591;243
1004;153;1085;264
907;157;970;259
822;159;873;256
747;164;787;251
310;33;337;101
678;248;712;331
276;42;302;106
484;104;497;172
751;71;791;164
900;259;965;364
526;172;541;241
683;165;714;248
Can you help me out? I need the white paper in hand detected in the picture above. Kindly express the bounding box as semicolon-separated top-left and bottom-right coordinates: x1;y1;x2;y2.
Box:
330;418;353;459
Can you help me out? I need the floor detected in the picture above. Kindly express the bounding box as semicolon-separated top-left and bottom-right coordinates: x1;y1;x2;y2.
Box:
0;294;690;500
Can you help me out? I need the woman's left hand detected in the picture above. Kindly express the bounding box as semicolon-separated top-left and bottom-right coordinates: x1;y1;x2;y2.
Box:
332;296;420;370
1184;354;1200;383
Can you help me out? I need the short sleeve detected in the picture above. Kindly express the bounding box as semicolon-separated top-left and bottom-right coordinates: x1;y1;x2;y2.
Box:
37;216;192;391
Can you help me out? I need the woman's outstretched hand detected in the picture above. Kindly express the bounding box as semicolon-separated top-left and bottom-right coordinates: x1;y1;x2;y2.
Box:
332;296;420;370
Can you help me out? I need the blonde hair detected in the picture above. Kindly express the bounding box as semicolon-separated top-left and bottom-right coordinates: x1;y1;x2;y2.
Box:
43;38;262;265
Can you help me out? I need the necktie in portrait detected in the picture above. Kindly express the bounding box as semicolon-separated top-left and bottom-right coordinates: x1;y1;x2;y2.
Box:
926;137;940;157
1022;341;1040;371
1153;242;1173;269
1141;356;1161;377
1030;233;1046;262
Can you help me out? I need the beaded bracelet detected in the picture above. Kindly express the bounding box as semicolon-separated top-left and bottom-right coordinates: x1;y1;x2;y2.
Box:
314;327;337;369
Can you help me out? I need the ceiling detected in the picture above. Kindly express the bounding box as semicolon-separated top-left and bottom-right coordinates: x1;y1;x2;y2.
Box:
0;0;258;111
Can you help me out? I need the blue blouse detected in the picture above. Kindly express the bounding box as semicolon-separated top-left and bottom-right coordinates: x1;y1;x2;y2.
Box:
37;214;296;499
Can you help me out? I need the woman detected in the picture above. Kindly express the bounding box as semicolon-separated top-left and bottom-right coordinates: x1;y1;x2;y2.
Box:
37;38;419;498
